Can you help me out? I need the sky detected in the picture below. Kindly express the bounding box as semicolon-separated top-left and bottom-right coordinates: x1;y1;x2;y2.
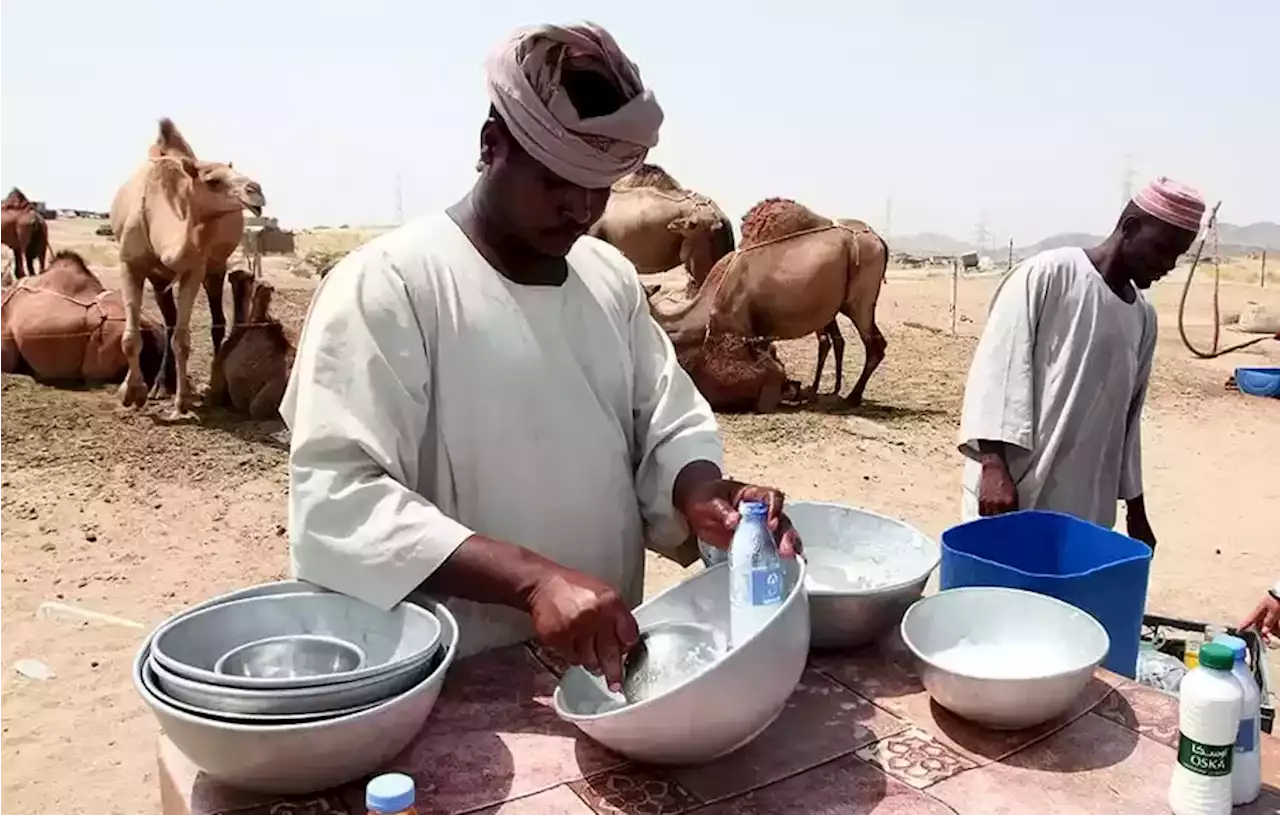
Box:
2;0;1276;247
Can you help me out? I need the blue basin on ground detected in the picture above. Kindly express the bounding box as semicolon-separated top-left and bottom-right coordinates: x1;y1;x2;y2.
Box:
940;510;1152;678
1236;367;1280;398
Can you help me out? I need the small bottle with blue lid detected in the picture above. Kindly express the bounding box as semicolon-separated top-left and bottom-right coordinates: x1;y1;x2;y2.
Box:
728;500;787;648
366;773;417;815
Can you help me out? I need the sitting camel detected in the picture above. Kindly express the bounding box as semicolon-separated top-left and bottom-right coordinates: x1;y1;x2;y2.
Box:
2;251;166;386
205;270;294;419
588;164;735;292
650;198;889;408
2;188;50;279
111;118;265;416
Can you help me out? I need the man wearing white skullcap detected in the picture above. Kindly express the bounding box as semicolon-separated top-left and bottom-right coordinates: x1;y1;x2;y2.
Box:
280;22;800;689
958;177;1205;547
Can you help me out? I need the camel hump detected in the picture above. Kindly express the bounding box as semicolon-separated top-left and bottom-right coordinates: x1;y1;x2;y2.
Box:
613;163;683;192
151;117;197;160
740;198;830;246
3;188;31;209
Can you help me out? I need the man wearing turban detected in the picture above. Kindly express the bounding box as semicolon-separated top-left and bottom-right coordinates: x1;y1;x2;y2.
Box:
958;177;1205;548
280;22;799;690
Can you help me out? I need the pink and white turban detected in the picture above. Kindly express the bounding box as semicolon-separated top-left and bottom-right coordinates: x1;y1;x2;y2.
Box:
485;22;664;189
1132;177;1206;234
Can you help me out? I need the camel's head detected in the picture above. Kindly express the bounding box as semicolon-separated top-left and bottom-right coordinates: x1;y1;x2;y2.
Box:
667;206;724;240
185;160;266;218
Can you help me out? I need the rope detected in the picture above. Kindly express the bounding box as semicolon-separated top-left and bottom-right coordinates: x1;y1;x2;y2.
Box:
1177;201;1277;359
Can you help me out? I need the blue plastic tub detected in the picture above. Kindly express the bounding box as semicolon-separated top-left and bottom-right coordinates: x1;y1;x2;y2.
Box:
1235;367;1280;398
940;510;1152;678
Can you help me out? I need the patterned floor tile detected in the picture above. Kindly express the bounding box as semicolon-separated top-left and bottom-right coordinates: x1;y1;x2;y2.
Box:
380;645;625;814
470;785;595;814
668;668;909;802
927;712;1173;814
856;727;978;789
1091;680;1179;748
694;754;957;813
569;767;699;815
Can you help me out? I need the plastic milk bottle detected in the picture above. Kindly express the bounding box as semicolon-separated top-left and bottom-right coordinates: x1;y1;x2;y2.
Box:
1211;633;1262;805
1168;642;1243;815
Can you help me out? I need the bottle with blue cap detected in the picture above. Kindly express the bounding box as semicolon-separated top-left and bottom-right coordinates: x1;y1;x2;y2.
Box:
1212;633;1262;805
366;772;417;815
728;499;787;648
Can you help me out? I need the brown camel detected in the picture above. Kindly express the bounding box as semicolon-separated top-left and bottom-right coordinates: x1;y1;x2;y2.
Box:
111;118;265;416
650;198;889;408
2;188;50;279
2;251;165;386
588;164;735;292
206;270;294;419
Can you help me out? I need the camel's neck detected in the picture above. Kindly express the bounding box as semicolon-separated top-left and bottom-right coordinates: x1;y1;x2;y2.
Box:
649;286;712;349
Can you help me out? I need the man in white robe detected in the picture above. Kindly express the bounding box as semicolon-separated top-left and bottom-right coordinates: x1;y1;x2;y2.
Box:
958;177;1205;545
281;23;799;690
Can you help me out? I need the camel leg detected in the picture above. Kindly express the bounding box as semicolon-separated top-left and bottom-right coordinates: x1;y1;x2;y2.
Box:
205;265;228;353
843;307;887;407
152;283;178;398
814;330;830;395
118;268;149;407
829;321;846;395
12;247;25;279
169;276;203;417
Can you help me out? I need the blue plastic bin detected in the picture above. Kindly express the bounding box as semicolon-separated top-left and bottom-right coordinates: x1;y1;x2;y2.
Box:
940;510;1152;678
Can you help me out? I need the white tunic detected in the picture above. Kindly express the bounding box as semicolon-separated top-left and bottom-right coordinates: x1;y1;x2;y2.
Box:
280;214;724;658
959;247;1155;530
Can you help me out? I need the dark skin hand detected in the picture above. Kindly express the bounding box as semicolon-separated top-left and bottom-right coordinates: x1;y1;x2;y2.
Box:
1124;495;1156;550
975;441;1018;516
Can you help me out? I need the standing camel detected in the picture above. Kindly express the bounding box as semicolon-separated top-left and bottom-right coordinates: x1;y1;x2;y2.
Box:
2;189;50;279
650;198;889;408
588;164;735;292
111;118;265;416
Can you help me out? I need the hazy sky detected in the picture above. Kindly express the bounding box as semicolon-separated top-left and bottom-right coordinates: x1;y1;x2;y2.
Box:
3;1;1276;245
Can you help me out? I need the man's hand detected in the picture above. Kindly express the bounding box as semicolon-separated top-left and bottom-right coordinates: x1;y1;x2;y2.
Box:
977;454;1018;516
1125;496;1156;551
673;461;801;557
1239;591;1280;645
525;569;640;693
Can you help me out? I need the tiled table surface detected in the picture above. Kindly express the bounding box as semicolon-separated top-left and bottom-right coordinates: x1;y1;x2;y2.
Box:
160;634;1280;815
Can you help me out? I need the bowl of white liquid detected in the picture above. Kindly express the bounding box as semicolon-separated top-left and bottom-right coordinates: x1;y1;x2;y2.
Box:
900;586;1110;730
786;502;940;648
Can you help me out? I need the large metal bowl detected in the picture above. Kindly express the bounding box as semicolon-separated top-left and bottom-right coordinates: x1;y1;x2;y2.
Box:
900;586;1109;730
152;592;440;689
554;557;809;764
786;501;939;649
135;590;458;794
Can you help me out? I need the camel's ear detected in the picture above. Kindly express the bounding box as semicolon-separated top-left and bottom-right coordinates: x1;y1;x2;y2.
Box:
179;157;201;180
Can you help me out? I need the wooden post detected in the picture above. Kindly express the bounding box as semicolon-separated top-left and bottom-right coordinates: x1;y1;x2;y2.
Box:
950;258;959;335
1008;238;1014;271
1262;249;1267;289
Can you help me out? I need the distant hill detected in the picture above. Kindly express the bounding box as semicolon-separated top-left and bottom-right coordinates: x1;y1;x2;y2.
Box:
891;232;974;255
1216;222;1280;251
1020;232;1105;254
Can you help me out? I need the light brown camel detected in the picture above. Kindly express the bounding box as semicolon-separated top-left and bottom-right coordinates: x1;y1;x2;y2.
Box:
205;269;294;419
588;164;735;292
2;188;50;279
111;118;265;416
650;198;889;408
2;250;166;386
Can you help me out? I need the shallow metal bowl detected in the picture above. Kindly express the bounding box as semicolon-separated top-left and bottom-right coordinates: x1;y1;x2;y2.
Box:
215;634;366;680
786;501;940;649
900;586;1109;730
135;586;458;794
152;592;440;689
554;557;809;765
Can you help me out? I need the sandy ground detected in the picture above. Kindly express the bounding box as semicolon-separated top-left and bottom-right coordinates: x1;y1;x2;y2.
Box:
2;220;1278;813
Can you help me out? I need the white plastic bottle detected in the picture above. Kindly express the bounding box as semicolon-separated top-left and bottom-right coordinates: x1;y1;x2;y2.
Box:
1212;633;1262;805
728;500;786;648
1169;642;1243;815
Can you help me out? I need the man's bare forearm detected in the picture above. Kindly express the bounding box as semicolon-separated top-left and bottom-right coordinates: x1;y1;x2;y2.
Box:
975;440;1010;469
420;534;559;611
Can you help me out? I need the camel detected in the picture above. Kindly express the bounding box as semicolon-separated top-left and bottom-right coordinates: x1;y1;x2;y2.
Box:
588;164;735;292
205;270;294;419
111;118;265;416
650;198;889;409
2;188;50;279
2;251;166;387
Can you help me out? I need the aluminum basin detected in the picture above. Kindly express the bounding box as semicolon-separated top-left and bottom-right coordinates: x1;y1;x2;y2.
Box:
786;501;939;649
152;592;440;690
554;557;809;764
135;587;458;794
901;586;1109;730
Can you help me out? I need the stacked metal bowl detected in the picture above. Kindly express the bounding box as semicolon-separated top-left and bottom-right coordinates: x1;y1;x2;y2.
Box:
134;580;458;794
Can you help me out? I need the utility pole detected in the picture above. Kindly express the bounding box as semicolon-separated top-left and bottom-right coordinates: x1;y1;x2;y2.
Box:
1121;152;1136;205
883;197;892;244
